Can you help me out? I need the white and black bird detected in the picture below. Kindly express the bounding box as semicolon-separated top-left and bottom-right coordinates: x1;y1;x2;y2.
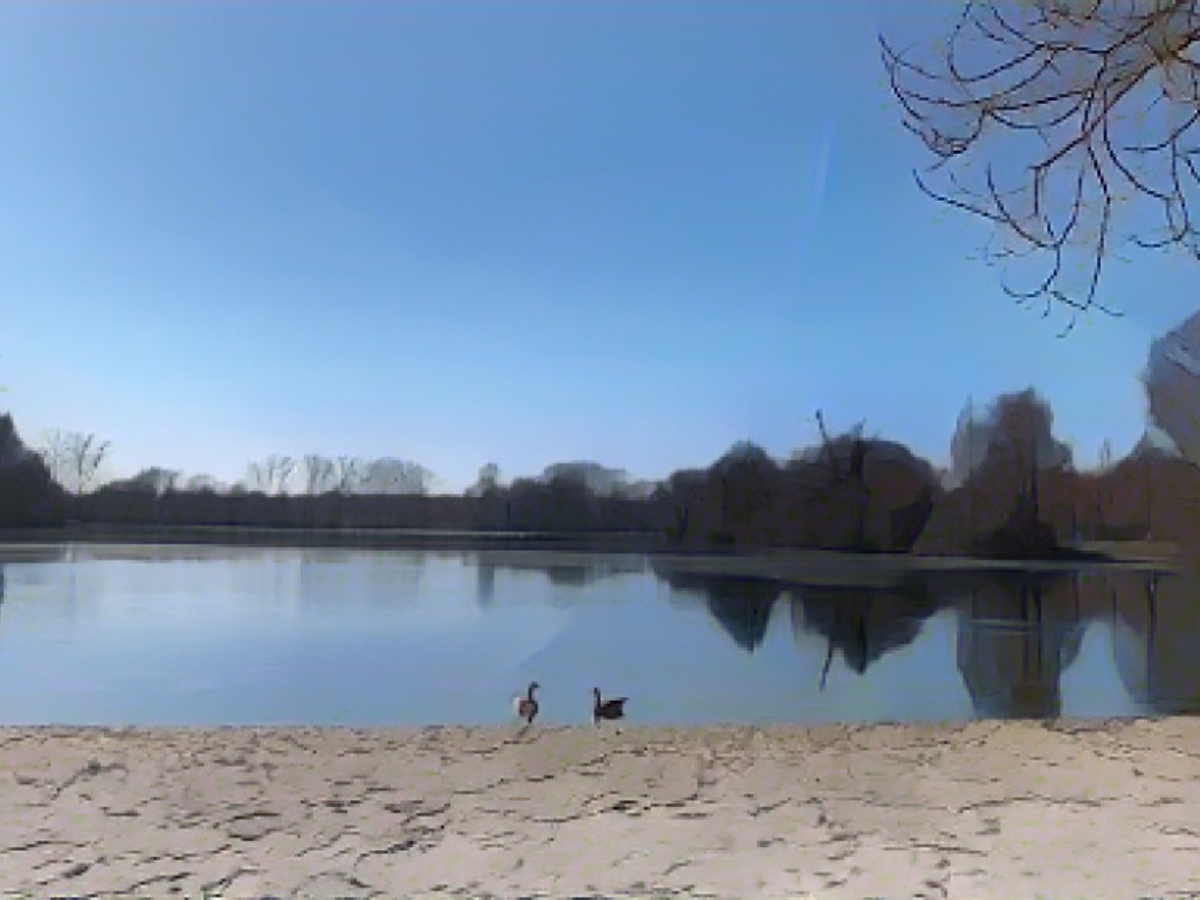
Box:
592;687;627;728
512;681;540;724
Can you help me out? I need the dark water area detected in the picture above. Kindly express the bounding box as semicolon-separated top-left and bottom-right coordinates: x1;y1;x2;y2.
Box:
0;542;1190;727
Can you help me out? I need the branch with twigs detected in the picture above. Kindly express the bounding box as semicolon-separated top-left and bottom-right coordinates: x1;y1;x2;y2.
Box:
881;0;1200;333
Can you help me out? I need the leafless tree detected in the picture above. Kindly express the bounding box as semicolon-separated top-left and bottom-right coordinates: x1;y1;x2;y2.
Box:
360;457;434;495
39;429;111;495
244;455;296;495
335;456;365;494
881;1;1200;330
466;462;503;497
303;454;336;495
1095;437;1116;532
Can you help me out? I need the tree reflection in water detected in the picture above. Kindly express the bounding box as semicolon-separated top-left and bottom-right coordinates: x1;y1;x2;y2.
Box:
655;571;782;653
790;578;939;689
1110;570;1200;715
954;572;1085;719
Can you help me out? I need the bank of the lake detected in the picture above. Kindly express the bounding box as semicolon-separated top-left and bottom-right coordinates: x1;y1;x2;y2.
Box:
0;523;1181;574
2;718;1198;899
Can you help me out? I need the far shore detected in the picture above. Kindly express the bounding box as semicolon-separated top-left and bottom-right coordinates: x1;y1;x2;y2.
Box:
0;523;1180;578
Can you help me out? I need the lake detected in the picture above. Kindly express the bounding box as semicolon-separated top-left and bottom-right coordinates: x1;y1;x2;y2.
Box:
0;542;1192;727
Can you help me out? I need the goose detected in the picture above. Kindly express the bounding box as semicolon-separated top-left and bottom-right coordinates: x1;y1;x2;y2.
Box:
592;687;627;727
512;681;540;724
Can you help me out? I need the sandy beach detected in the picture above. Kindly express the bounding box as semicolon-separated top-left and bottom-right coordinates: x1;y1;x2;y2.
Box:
1;718;1199;899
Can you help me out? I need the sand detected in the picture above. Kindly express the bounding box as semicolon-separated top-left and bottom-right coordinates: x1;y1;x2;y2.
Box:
2;718;1199;899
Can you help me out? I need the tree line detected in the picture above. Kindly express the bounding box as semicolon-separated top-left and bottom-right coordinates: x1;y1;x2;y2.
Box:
4;380;1200;559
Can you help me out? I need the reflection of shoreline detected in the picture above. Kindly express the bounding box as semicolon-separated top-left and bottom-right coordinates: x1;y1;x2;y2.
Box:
5;533;1197;722
661;563;1200;722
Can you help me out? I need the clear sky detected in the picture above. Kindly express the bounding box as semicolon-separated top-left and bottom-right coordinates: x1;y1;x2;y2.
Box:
1;1;1196;493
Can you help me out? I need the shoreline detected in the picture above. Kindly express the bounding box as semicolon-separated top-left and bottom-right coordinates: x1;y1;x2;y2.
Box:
0;524;1180;576
2;718;1199;898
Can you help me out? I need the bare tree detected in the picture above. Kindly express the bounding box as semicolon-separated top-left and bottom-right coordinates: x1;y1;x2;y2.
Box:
244;455;296;495
882;1;1200;329
466;462;503;497
950;397;989;489
303;454;336;495
335;456;365;494
39;429;111;495
360;457;434;495
1096;437;1115;534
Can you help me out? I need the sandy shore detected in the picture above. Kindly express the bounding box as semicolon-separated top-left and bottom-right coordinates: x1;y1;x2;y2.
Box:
2;719;1200;899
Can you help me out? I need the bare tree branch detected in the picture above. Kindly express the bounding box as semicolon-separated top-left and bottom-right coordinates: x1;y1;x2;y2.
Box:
303;454;336;495
244;455;296;495
882;0;1200;321
39;429;111;496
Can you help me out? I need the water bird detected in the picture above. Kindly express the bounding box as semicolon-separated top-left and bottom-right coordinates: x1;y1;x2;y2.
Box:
592;687;627;727
512;681;540;724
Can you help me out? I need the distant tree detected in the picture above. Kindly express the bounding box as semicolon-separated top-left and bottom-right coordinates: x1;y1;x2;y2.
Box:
659;468;709;540
1095;437;1116;534
359;457;434;495
185;473;224;493
303;454;336;495
335;456;365;494
614;479;660;500
39;429;111;495
540;461;630;497
954;389;1072;486
969;388;1074;551
882;1;1200;324
0;414;63;526
950;397;988;490
466;462;503;497
708;442;782;544
1145;309;1200;463
245;455;296;495
122;467;181;496
808;411;872;484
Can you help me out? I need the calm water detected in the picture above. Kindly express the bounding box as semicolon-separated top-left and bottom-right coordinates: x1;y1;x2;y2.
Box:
0;542;1192;727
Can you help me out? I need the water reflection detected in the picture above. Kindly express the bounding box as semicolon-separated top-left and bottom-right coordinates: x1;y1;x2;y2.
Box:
1110;570;1200;714
0;542;1196;725
792;578;939;689
646;562;1196;722
476;559;496;606
953;573;1085;719
655;571;781;652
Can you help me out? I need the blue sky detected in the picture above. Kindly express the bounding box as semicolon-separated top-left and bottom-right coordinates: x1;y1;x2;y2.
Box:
1;1;1196;493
